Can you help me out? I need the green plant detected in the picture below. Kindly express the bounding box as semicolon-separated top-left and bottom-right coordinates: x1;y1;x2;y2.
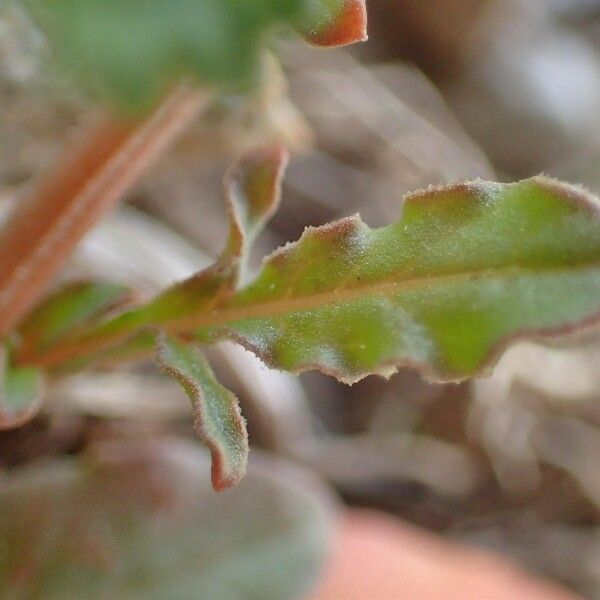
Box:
2;0;600;499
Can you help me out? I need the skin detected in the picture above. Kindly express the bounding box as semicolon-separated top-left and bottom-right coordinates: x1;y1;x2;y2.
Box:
312;509;575;600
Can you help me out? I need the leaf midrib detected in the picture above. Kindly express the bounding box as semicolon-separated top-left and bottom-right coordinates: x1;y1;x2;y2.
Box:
165;261;600;333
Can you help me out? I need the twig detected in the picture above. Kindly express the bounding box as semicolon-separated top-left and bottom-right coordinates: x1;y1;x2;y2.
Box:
0;84;211;336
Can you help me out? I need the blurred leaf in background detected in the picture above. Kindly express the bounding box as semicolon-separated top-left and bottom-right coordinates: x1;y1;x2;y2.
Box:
0;439;334;599
0;347;44;430
28;0;362;111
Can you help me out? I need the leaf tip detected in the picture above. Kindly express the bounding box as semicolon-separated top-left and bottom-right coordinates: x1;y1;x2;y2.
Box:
223;144;290;264
230;144;290;193
210;450;246;492
0;356;45;431
304;0;368;48
155;335;248;492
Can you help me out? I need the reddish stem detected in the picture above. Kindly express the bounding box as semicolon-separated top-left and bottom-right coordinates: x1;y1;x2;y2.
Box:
0;85;211;337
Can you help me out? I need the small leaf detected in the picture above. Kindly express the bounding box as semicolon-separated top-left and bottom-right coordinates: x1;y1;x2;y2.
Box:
0;348;45;430
222;144;290;277
0;439;334;599
109;145;289;326
301;0;368;47
156;335;248;491
17;282;129;359
173;176;600;383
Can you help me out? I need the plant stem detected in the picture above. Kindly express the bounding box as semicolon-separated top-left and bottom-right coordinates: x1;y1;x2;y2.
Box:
0;84;211;337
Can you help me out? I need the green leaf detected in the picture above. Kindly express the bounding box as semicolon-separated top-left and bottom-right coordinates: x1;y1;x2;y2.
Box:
17;145;289;377
0;439;334;599
173;177;600;383
17;281;129;359
89;145;289;331
0;348;44;430
221;144;289;276
156;335;248;491
29;0;364;112
27;175;600;389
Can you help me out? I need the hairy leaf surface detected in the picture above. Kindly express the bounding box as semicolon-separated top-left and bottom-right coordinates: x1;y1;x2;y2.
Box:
156;335;248;491
28;176;600;387
175;177;600;383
